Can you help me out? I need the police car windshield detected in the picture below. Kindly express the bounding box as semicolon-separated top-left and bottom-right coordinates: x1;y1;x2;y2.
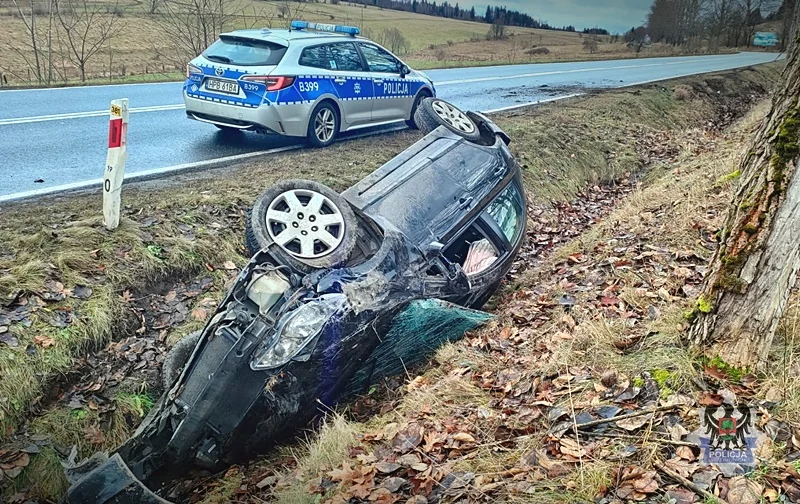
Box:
203;36;287;66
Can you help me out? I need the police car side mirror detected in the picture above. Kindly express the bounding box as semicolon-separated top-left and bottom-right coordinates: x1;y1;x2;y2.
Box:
400;64;410;78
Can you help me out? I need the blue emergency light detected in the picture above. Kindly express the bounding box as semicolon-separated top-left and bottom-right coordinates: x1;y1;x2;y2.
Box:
290;20;360;36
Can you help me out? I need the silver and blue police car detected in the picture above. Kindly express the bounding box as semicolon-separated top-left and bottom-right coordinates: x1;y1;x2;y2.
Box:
183;20;436;147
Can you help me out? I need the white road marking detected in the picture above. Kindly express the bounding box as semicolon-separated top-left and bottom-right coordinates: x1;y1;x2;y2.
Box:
434;56;734;86
0;125;406;203
0;54;762;126
0;104;185;126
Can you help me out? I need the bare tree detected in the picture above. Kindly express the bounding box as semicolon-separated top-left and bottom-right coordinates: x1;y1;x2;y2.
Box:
56;0;119;82
155;0;232;67
10;0;45;83
379;27;410;54
686;3;800;369
582;35;600;53
487;15;506;40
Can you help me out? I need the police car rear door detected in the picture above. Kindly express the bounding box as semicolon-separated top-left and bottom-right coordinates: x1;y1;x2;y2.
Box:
328;42;374;127
358;43;411;122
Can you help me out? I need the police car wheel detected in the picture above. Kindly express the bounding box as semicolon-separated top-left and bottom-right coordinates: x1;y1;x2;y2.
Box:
415;98;481;142
163;330;201;390
307;102;339;147
405;93;429;130
246;179;358;272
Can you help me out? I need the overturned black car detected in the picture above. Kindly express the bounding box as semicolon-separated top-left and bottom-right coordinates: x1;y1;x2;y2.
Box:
66;99;527;503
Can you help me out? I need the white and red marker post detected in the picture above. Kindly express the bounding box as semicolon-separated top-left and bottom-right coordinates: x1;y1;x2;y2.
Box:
103;98;129;231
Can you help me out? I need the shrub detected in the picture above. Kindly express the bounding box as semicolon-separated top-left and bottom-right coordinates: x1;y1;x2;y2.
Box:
526;47;551;55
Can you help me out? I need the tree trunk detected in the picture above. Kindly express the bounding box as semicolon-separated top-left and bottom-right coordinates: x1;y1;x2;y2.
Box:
686;5;800;370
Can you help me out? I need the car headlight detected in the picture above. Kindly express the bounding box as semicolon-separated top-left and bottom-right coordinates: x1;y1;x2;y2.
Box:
250;294;347;370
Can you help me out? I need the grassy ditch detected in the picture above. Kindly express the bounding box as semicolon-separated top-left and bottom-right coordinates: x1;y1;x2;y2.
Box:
241;80;800;503
0;62;783;500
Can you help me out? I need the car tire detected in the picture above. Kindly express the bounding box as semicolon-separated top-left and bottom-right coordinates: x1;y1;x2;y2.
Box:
246;179;358;272
414;98;481;142
405;92;430;129
162;330;201;390
307;101;339;148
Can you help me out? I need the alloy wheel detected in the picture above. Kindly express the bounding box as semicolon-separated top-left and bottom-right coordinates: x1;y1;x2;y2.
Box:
431;100;475;134
265;189;345;259
314;108;336;143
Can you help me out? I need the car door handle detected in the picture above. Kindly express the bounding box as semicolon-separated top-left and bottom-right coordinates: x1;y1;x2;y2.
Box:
334;77;346;84
374;79;384;85
458;197;473;210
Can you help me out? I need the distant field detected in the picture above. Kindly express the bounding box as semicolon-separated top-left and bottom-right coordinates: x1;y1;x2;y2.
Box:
0;0;732;87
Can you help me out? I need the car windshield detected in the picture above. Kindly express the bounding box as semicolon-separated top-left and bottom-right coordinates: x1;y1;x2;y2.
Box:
203;36;287;66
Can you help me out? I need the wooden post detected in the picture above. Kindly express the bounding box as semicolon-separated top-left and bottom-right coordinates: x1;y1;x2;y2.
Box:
103;98;129;231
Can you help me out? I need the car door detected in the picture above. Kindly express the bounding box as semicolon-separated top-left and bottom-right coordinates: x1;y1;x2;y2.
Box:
358;43;410;122
327;42;374;128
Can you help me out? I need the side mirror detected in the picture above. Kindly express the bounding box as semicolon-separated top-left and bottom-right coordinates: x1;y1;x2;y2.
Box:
424;241;444;261
400;64;410;78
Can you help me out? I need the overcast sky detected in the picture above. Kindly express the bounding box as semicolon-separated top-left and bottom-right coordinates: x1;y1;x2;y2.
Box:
456;0;654;34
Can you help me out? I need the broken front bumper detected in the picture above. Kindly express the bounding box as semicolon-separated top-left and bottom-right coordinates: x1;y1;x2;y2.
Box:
67;453;170;504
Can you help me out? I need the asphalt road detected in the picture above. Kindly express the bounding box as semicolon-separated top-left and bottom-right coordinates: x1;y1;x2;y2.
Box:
0;51;781;201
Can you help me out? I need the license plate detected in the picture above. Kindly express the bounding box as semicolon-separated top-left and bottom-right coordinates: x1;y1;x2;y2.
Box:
205;78;239;95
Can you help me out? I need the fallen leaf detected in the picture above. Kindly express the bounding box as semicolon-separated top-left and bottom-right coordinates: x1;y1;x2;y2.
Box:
726;475;762;504
84;425;105;445
191;307;208;321
222;261;237;270
676;446;697;461
616;414;651;431
380;476;408;493
699;392;724;406
34;335;56;348
393;423;423;453
0;332;19;347
327;462;360;486
375;461;402;474
255;475;277;489
664;456;697;478
70;285;93;299
452;432;476;443
635;471;658;492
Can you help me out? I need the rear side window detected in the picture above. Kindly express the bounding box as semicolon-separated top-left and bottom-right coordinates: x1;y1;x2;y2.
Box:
329;42;364;72
299;45;334;70
486;184;524;243
203;36;287;66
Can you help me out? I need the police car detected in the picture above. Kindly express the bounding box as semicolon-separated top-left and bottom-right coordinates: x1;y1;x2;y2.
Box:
183;20;436;147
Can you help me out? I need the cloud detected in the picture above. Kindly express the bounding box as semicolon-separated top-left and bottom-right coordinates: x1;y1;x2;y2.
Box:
458;0;652;34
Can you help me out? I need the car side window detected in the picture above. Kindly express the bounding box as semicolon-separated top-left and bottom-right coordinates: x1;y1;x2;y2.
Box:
486;184;524;244
359;43;400;73
328;42;364;72
299;45;334;70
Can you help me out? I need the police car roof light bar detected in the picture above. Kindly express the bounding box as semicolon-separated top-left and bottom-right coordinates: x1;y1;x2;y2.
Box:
290;20;360;37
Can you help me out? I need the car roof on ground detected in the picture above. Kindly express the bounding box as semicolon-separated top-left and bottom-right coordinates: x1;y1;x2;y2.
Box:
220;28;366;45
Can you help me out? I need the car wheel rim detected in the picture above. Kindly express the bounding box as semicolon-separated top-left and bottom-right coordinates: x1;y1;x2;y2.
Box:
265;189;345;259
431;100;475;134
314;108;335;143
